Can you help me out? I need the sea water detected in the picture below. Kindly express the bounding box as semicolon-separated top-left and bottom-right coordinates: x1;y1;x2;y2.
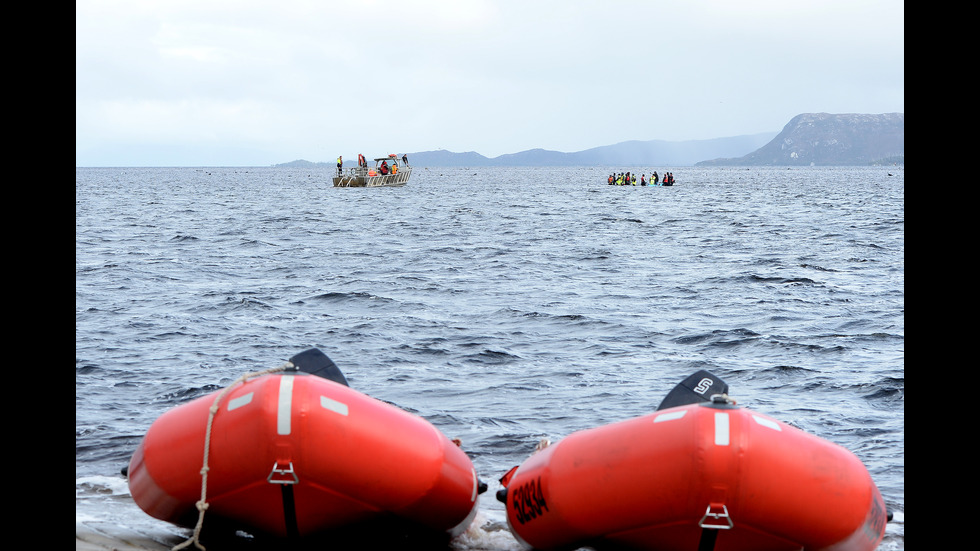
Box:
76;165;904;549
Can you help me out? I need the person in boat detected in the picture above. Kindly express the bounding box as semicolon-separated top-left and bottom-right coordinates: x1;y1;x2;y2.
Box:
380;160;389;175
336;155;343;175
402;154;409;166
391;162;398;174
358;153;366;168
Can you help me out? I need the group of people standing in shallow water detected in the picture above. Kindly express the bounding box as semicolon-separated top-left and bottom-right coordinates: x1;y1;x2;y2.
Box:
607;171;675;186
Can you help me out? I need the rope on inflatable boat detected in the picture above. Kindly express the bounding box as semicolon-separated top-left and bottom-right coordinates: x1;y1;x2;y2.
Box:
172;361;294;551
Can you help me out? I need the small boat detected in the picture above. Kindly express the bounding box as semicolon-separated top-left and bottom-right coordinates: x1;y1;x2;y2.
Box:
127;349;483;546
496;371;890;551
333;154;411;187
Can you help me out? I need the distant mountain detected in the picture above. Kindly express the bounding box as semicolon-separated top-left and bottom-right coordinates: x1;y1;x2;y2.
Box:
404;133;777;167
697;113;904;166
275;112;904;168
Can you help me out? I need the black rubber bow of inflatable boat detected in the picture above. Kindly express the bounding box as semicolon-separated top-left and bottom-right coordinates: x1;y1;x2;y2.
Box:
289;348;350;386
655;370;729;411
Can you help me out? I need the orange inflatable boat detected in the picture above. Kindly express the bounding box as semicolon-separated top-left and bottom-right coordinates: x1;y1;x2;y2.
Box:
127;349;483;544
497;371;890;551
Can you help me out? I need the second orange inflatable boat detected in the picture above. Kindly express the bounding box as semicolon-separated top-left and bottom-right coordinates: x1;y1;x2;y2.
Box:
497;371;889;551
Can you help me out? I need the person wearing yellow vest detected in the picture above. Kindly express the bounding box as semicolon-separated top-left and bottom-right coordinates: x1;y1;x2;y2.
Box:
336;155;343;175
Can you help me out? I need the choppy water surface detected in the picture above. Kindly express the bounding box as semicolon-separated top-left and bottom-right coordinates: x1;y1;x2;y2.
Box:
76;165;904;549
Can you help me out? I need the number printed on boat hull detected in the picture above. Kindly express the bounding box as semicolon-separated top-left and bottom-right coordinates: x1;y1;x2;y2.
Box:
511;476;549;524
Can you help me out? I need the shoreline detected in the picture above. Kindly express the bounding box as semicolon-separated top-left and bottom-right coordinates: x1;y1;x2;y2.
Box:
76;520;184;551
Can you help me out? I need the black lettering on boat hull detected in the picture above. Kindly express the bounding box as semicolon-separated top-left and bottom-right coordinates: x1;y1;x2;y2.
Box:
510;476;549;525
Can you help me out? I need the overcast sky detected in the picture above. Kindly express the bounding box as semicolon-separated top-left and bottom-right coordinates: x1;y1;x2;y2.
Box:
76;0;904;167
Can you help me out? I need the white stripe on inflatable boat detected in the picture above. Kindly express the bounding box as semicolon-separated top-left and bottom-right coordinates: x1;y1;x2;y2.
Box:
471;468;478;502
653;409;688;422
227;392;253;411
277;375;294;435
752;414;782;431
320;396;349;416
714;412;730;445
